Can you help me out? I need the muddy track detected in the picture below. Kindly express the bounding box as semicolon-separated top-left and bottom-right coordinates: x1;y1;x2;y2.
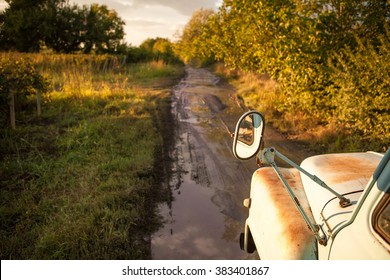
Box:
151;66;312;260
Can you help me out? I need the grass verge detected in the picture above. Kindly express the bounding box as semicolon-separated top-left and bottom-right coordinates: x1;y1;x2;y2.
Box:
0;54;184;259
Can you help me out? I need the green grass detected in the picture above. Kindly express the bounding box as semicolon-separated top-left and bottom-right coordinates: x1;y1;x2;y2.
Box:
0;53;184;259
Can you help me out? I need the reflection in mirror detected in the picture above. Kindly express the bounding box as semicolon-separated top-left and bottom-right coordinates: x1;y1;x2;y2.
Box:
238;115;254;145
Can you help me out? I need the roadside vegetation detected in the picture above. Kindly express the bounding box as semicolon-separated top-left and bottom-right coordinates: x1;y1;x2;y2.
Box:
0;53;183;259
175;1;389;153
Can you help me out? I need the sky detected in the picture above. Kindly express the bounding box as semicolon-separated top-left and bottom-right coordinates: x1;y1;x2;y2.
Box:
0;0;222;46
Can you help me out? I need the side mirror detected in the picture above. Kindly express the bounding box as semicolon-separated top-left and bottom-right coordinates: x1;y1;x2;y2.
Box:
232;111;265;160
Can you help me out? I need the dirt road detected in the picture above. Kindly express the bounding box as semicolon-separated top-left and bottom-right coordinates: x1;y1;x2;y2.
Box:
151;66;312;260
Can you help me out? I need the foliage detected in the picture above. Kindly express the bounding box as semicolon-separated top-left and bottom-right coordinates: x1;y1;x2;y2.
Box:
327;34;390;149
0;56;49;124
189;0;389;151
83;4;125;54
43;2;85;53
0;0;125;54
139;37;183;64
0;0;58;52
175;8;216;65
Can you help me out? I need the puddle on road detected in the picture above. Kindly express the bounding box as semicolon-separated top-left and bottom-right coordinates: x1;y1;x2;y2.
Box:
152;134;242;259
151;67;256;260
151;118;251;259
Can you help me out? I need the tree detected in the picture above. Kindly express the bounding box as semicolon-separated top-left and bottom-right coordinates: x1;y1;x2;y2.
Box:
83;4;125;54
0;0;56;51
0;1;126;54
0;57;49;128
176;8;216;65
139;38;181;64
44;2;85;53
359;0;390;44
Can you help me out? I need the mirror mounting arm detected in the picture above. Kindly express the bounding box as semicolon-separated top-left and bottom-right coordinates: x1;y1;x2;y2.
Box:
259;147;352;208
260;147;327;245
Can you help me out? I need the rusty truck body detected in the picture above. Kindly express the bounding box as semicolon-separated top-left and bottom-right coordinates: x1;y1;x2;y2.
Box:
232;111;390;260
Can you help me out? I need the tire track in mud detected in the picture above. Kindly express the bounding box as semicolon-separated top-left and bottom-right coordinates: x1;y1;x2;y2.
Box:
151;66;257;260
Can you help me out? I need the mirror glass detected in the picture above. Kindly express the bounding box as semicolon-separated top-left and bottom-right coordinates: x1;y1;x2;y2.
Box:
238;115;254;145
232;111;265;160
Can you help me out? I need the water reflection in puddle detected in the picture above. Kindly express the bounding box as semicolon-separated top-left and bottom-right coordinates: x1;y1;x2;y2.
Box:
152;173;238;259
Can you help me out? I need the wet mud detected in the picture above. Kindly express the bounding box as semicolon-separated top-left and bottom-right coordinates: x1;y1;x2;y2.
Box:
151;66;311;260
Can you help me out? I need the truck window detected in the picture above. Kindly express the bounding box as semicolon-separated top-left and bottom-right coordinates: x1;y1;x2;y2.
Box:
373;194;390;244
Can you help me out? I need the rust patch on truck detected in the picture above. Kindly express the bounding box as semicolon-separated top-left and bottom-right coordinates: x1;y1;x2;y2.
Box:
311;154;380;186
252;167;316;258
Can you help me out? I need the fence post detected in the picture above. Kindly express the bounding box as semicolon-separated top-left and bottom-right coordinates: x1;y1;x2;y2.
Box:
9;90;16;129
37;90;42;116
121;55;127;66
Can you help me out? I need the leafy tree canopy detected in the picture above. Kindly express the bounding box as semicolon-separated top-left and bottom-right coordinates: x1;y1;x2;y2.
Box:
175;8;216;64
0;0;126;53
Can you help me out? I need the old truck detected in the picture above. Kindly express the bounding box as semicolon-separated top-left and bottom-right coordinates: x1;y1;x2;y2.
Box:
232;111;390;259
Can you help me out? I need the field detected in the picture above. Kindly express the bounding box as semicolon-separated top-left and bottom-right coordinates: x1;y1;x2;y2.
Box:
0;53;184;259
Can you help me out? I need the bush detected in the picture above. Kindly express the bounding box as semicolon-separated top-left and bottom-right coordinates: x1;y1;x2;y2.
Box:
328;34;390;150
0;57;49;127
